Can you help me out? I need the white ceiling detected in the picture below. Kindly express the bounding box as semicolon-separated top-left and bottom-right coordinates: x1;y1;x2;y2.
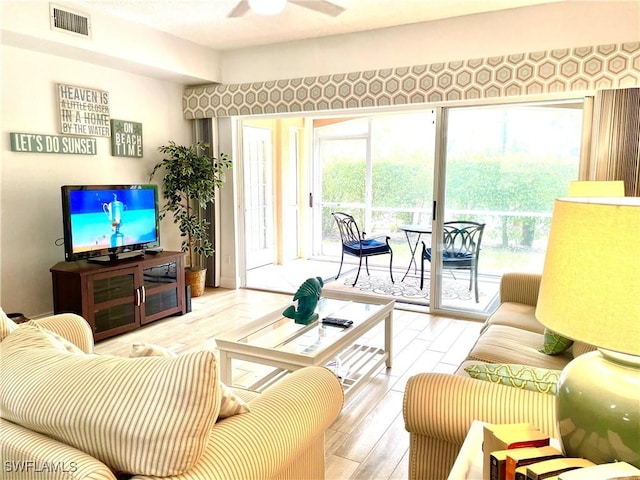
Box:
61;0;565;51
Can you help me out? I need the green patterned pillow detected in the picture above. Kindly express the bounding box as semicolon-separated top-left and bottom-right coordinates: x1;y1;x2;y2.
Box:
539;328;574;355
464;363;560;395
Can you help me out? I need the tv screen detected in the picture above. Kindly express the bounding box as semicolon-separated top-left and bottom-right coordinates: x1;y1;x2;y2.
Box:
61;184;160;262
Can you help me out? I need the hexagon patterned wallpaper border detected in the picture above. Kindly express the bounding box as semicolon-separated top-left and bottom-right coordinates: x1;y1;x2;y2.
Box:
183;41;640;119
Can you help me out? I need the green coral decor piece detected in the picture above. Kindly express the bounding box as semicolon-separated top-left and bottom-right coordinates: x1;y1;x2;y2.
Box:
283;277;324;325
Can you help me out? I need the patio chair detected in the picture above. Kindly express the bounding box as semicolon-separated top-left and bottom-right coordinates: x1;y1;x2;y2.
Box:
421;221;485;302
332;212;394;287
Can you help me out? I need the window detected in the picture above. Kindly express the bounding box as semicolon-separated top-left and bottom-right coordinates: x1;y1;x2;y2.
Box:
313;100;583;312
444;102;583;274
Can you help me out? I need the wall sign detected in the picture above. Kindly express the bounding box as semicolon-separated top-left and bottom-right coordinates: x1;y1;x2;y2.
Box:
111;119;143;157
57;83;110;137
9;132;97;155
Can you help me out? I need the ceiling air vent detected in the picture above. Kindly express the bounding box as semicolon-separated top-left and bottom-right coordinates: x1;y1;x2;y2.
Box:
50;4;91;38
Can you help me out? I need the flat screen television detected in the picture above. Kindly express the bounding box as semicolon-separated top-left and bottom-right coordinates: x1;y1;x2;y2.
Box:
61;184;160;262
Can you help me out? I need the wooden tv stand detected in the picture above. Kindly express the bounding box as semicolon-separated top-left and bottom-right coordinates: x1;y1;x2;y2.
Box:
50;251;185;342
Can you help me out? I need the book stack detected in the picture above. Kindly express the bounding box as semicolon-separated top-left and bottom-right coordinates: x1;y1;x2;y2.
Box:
496;445;564;480
483;423;552;480
558;462;640;479
482;423;640;480
524;457;595;479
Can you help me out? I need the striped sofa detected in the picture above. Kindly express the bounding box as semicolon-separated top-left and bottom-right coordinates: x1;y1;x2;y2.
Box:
402;272;596;480
0;310;344;480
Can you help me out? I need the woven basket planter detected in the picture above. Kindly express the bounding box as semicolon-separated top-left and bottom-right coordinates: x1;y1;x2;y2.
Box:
185;268;206;297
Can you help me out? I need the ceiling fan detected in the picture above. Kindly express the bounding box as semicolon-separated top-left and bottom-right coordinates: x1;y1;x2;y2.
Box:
228;0;345;18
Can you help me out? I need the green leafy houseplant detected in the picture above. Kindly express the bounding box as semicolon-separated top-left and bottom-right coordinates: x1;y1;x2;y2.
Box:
150;141;231;272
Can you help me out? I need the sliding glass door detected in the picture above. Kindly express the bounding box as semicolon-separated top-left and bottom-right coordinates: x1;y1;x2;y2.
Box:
434;101;584;313
314;112;436;279
242;126;274;270
236;98;584;314
315;118;368;260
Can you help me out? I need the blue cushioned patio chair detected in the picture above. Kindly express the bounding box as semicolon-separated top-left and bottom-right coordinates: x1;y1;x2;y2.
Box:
332;212;394;287
421;221;485;302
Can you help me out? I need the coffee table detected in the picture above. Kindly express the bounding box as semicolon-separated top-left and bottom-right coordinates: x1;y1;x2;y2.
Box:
215;290;394;400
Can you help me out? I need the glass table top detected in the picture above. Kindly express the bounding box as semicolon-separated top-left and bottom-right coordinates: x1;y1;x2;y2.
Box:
236;297;384;356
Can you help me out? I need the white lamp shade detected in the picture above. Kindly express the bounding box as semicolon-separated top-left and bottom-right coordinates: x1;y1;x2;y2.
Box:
536;197;640;355
248;0;287;15
568;180;625;197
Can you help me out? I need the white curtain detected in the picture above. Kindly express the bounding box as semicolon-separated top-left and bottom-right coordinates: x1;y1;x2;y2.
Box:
588;87;640;196
194;118;222;287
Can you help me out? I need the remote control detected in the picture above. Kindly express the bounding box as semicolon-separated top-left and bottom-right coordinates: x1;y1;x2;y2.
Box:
322;317;353;328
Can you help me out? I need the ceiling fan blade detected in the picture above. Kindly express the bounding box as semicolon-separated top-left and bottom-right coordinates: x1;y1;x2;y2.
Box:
228;0;251;17
290;0;345;17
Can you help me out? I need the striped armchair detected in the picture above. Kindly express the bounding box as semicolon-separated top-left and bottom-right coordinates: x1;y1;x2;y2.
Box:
1;311;344;480
403;373;557;480
402;272;596;480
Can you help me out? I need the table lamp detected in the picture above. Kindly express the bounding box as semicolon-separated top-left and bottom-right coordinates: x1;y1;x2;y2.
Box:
535;197;640;467
567;180;625;197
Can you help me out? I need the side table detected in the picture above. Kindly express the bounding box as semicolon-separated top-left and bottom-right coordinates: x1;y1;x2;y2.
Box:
447;420;486;480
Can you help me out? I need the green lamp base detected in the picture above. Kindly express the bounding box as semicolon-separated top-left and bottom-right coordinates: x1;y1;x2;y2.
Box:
557;349;640;467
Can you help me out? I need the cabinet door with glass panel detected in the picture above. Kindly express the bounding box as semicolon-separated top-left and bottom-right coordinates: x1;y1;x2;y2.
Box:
88;266;142;339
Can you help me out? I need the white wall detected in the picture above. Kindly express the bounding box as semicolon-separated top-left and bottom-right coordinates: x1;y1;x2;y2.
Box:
219;2;640;84
1;0;222;84
0;45;191;316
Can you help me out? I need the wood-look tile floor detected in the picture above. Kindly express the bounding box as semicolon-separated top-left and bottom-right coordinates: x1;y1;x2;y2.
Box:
94;287;483;480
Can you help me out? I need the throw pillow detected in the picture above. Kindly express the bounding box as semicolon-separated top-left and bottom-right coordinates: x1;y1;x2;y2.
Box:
130;342;250;419
31;320;85;354
1;324;220;477
539;327;574;355
130;341;175;357
464;363;560;395
0;306;18;341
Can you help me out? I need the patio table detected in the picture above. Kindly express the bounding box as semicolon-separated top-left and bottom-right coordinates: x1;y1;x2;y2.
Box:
398;224;431;281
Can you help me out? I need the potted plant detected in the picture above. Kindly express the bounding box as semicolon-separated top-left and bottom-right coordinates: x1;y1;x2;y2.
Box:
150;141;231;297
